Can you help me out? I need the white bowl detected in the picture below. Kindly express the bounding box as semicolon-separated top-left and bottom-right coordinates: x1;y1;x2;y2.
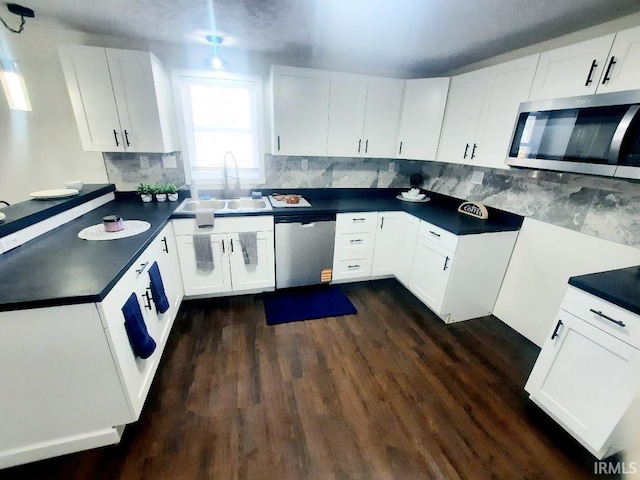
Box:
65;180;83;190
401;191;426;200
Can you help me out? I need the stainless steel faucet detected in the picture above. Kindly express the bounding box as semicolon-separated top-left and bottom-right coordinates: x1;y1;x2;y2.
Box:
222;151;241;199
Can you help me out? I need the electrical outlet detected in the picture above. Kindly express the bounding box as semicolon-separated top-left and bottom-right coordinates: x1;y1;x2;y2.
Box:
163;155;177;169
139;155;150;169
301;158;308;170
470;171;484;185
388;161;395;172
0;234;20;252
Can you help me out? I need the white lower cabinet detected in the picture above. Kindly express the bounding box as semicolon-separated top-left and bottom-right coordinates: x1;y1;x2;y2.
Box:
371;211;419;284
408;221;518;323
174;216;275;297
0;223;183;469
525;286;640;459
332;212;378;282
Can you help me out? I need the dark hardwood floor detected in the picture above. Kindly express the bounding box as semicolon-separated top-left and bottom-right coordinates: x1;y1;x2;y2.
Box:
2;279;618;479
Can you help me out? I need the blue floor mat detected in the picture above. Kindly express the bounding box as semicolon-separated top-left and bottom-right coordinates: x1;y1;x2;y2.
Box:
263;285;357;325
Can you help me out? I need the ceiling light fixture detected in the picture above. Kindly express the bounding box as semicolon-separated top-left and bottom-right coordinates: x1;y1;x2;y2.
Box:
1;3;35;34
0;57;31;111
205;35;227;70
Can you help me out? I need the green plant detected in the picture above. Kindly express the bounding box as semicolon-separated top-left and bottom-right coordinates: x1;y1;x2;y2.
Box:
157;183;178;194
135;183;153;195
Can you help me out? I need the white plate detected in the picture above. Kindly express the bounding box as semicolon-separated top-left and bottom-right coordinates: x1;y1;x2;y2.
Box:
396;194;430;203
30;188;79;200
0;212;5;221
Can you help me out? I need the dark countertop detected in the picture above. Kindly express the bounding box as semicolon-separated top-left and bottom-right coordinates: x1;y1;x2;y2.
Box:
0;184;116;238
0;187;523;312
569;266;640;316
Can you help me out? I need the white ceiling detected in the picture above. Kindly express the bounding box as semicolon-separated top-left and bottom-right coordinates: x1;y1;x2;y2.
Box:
10;0;640;76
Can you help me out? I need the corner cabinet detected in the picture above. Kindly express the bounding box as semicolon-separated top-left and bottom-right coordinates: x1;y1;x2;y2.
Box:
173;216;275;297
525;286;640;459
58;45;178;153
396;77;450;161
370;211;419;284
408;220;518;323
437;54;539;169
269;66;331;156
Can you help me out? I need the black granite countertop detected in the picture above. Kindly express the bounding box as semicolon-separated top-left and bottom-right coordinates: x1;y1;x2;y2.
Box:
569;266;640;316
0;187;523;312
0;184;115;238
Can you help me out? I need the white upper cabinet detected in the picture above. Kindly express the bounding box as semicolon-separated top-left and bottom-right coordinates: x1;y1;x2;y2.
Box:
596;25;640;94
326;74;404;158
437;55;539;169
527;26;640;100
58;45;178;153
326;73;368;157
396;77;450;161
270;66;330;156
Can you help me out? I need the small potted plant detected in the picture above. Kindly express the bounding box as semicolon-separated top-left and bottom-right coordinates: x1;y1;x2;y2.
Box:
136;183;153;203
153;185;167;202
163;183;179;202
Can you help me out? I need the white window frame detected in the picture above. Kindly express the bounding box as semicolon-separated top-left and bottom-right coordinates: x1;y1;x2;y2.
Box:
172;69;265;187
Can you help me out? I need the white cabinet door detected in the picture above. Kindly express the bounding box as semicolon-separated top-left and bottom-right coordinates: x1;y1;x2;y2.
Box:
175;234;232;296
473;54;539;169
228;231;275;292
436;68;489;164
58;45;123;152
393;213;420;286
397;77;450;160
525;311;640;455
105;49;166;153
596;25;640;94
409;239;453;313
528;34;615;101
271;66;330;156
362;77;404;158
326;73;368;157
371;212;419;283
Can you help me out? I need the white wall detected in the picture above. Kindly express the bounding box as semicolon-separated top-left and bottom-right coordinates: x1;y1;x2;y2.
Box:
494;218;640;347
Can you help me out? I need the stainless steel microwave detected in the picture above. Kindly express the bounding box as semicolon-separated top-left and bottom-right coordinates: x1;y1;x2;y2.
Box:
506;90;640;179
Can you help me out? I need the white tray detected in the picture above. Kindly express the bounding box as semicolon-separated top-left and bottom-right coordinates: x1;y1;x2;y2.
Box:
30;188;79;200
268;195;312;208
78;221;151;241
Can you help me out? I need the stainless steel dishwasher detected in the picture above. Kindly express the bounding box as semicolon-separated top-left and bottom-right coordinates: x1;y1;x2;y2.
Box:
274;213;336;289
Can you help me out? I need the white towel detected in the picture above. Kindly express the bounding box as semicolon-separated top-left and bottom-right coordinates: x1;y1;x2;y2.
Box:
195;208;215;228
193;234;214;271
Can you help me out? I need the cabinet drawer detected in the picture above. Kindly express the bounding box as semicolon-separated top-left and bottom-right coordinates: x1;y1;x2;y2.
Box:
418;221;459;252
334;230;376;254
336;212;378;232
173;216;274;236
332;253;373;280
561;286;640;349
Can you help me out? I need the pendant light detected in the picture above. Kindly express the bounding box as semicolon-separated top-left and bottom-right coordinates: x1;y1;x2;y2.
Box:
0;3;34;111
205;35;227;70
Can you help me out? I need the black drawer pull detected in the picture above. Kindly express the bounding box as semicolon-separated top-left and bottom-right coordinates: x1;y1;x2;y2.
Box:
136;261;149;274
428;230;441;237
347;264;361;269
551;319;563;340
589;309;626;327
350;239;363;243
352;218;366;222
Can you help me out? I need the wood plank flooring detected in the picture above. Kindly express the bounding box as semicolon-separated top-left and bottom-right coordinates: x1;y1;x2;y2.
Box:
2;279;619;479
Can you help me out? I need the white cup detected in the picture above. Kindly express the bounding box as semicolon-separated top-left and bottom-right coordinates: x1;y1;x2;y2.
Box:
65;180;83;190
408;188;420;197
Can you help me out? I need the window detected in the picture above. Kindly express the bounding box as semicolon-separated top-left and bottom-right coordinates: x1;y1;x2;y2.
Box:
176;72;264;186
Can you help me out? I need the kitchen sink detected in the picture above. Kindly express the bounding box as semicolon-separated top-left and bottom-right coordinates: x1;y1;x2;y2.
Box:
173;197;272;215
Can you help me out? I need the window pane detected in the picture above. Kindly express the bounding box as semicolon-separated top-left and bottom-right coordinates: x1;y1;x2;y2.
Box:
193;132;255;169
190;85;251;129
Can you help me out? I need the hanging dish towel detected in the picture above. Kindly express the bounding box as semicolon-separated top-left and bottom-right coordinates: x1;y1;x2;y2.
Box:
193;233;215;271
239;232;258;265
195;208;215;228
148;261;170;313
121;293;156;359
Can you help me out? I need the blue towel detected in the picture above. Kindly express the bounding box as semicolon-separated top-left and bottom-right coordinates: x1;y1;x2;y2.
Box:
148;261;170;314
122;293;156;359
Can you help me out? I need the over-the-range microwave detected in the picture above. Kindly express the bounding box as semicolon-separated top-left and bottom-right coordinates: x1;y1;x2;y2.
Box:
506;90;640;179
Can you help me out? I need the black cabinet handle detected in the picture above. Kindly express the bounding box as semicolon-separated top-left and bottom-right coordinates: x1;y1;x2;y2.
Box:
142;289;153;311
230;238;234;253
221;239;225;254
380;217;384;229
428;230;441;237
124;129;131;147
399;141;403;155
277;135;281;151
136;261;149;274
443;256;449;271
463;143;470;159
365;139;369;154
602;56;617;85
471;143;477;159
585;59;598;86
589;308;626;327
113;129;120;147
358;139;362;153
161;237;169;253
551;319;563;340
